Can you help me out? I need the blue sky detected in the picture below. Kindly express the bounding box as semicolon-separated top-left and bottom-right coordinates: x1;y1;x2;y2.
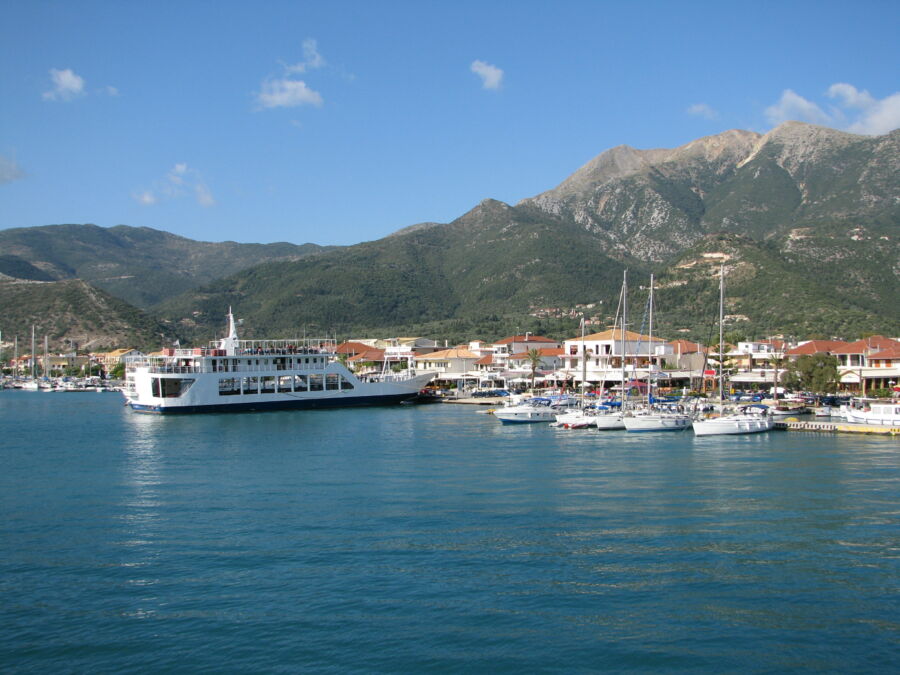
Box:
1;1;898;246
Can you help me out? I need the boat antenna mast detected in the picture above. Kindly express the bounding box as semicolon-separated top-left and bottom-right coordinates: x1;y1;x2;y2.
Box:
220;307;241;357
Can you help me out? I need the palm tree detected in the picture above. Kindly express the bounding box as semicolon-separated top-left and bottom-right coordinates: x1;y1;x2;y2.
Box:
527;348;543;392
767;353;786;399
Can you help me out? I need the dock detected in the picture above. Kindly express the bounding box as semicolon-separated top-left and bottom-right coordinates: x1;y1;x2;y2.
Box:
774;420;899;436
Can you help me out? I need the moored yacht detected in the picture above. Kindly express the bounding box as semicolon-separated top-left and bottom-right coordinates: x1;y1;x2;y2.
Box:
493;397;558;424
124;311;434;414
623;409;692;432
690;266;773;437
692;406;774;436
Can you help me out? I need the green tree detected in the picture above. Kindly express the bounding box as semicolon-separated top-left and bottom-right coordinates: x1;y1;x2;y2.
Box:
781;353;839;393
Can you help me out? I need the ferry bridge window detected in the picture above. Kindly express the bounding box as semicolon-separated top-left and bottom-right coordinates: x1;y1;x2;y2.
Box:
242;376;259;394
219;378;240;396
293;374;308;391
261;376;276;394
152;377;195;398
340;375;354;390
309;373;323;391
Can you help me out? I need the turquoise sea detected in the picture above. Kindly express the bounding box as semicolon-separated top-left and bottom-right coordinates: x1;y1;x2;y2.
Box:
1;390;898;672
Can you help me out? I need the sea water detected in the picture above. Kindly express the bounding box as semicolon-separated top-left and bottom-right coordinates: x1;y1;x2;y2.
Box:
1;391;898;672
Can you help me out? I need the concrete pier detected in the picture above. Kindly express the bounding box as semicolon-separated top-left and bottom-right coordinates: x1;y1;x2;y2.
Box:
774;420;899;436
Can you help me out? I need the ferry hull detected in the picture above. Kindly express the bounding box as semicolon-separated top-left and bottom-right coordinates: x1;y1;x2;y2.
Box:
129;391;420;414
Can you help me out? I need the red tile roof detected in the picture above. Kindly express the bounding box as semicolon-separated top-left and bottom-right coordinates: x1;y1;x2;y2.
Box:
475;354;495;366
348;348;385;362
868;344;900;360
831;335;899;354
786;340;849;356
667;339;706;354
336;341;373;355
570;329;664;343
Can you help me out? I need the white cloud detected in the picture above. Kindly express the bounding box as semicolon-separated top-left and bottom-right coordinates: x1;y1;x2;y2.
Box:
256;78;323;109
195;183;215;207
103;85;120;97
134;190;156;206
687;103;718;120
827;83;900;135
257;39;329;113
43;68;86;101
763;84;900;136
133;163;214;207
471;60;503;90
827;83;875;109
848;93;900;135
286;38;325;74
0;154;25;184
765;89;831;126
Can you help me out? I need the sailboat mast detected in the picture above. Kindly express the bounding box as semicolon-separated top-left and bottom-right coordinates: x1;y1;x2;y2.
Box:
718;265;725;404
620;270;627;410
31;325;36;380
648;273;654;407
580;314;587;404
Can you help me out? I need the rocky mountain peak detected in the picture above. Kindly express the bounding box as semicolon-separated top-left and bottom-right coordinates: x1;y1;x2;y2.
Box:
538;145;665;200
738;121;861;170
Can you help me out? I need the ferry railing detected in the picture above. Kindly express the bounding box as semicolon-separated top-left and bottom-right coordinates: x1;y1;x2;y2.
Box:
125;356;332;375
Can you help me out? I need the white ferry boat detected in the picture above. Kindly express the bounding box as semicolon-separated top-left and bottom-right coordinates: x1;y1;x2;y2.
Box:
124;312;435;414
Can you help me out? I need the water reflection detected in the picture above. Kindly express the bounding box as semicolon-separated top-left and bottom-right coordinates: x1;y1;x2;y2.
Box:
118;412;167;615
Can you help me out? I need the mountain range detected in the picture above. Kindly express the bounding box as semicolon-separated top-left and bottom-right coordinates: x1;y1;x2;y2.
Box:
1;121;897;350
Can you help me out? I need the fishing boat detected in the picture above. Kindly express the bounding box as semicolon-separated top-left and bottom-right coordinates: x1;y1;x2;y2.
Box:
692;266;773;436
844;400;900;427
124;310;435;414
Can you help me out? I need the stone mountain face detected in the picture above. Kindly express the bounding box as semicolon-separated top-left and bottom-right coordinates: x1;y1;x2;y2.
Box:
2;122;897;346
521;122;899;262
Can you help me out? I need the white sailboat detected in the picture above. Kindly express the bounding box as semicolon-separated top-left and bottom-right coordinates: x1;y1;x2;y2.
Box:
596;271;628;431
21;326;40;390
693;266;773;436
624;274;691;432
553;316;597;428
